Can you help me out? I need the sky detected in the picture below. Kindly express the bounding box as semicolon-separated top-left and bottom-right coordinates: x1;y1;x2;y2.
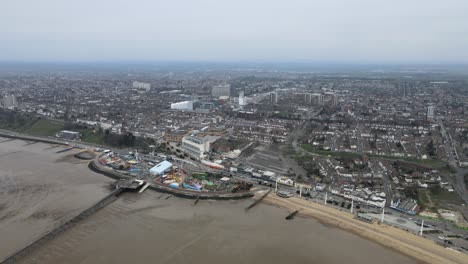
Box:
1;0;468;63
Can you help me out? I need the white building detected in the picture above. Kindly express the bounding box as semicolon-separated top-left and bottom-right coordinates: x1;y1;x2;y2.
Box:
427;105;435;120
2;94;18;109
132;81;151;91
181;134;211;160
56;130;80;140
239;91;246;106
171;101;193;111
212;84;232;97
149;160;173;175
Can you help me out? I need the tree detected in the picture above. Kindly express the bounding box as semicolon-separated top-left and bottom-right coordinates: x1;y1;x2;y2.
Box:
429;185;442;195
426;140;436;157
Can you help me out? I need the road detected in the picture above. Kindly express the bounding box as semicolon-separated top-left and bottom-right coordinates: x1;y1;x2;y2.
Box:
289;108;322;154
438;122;468;205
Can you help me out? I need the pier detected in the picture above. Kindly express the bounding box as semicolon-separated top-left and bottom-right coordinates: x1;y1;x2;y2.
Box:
0;183;136;264
138;182;151;193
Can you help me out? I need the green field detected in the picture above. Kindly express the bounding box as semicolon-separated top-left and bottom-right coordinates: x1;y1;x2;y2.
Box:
418;187;464;212
430;189;464;205
23;119;64;136
75;129;105;144
417;191;436;212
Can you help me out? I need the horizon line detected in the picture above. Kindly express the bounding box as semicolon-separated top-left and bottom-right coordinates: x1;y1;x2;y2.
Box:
1;60;468;66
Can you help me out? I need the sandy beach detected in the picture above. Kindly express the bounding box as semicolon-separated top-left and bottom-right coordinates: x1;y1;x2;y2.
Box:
264;194;468;264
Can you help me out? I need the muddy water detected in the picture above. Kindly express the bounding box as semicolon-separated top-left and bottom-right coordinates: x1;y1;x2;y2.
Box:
16;191;418;264
0;137;112;259
1;137;418;264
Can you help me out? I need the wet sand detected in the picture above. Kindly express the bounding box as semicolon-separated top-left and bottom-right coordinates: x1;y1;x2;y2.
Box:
14;191;419;264
264;194;468;264
0;137;112;259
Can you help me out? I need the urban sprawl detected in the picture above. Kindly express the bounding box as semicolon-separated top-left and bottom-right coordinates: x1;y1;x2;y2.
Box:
1;65;468;252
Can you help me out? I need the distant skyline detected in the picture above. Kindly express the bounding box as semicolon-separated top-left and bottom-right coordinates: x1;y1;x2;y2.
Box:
2;0;468;63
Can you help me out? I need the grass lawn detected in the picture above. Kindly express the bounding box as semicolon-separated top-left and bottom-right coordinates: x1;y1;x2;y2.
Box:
418;188;463;212
77;129;105;145
23;119;64;136
430;189;464;205
417;191;436;212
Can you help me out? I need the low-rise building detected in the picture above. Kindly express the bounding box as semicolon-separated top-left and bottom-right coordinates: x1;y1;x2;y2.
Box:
56;130;80;140
164;130;189;143
181;133;211;160
149;160;173;175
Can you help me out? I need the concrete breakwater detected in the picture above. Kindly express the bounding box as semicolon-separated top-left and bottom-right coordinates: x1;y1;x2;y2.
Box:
89;158;255;200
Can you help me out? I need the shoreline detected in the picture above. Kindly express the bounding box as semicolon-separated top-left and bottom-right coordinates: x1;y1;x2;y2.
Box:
263;194;468;264
89;155;255;200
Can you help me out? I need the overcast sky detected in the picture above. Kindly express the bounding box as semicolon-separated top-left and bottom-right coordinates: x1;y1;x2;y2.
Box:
1;0;468;63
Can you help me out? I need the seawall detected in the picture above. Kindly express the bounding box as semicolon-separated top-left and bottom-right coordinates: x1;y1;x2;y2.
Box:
89;158;254;200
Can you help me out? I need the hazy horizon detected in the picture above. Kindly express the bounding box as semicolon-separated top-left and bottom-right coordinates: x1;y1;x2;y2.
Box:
2;0;468;63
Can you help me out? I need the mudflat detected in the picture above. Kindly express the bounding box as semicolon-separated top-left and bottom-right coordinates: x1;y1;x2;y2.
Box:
0;137;428;264
15;191;419;264
0;137;112;259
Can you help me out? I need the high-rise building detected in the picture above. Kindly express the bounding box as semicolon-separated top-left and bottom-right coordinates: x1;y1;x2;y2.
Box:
401;83;407;98
427;105;435;121
212;84;232;97
132;81;151;91
311;93;323;106
304;93;312;103
239;91;246;106
2;94;18;109
270;92;278;104
331;94;338;107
